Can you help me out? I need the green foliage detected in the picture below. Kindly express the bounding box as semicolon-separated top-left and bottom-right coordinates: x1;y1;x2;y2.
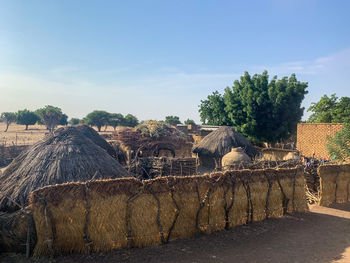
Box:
164;116;181;126
308;94;350;123
123;114;139;127
59;114;68;126
327;123;350;161
1;112;17;132
199;91;233;126
85;110;110;132
69;118;81;125
199;71;308;143
108;113;125;130
184;119;196;125
36;105;64;132
16;109;38;130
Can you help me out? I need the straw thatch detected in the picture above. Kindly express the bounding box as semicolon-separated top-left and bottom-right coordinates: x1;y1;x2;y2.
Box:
74;125;116;158
0;126;129;212
29;166;307;256
0;209;36;254
319;163;350;206
193;126;258;158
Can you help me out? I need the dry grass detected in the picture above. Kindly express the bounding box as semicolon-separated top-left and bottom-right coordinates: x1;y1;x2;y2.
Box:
30;167;308;256
0;123;115;146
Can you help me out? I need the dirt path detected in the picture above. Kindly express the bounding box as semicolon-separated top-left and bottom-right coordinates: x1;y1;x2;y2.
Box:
2;204;350;263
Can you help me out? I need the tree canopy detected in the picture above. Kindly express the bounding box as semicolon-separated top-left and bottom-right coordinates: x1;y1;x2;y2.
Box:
327;123;350;161
85;110;110;132
36;105;64;132
124;114;139;127
164;115;181;126
199;71;308;143
184;119;196;125
69;118;81;125
199;91;232;126
308;94;350;123
16;109;38;130
108;113;124;130
0;112;17;132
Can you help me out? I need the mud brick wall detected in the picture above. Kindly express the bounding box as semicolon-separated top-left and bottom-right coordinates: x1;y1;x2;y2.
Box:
297;123;343;158
30;167;307;256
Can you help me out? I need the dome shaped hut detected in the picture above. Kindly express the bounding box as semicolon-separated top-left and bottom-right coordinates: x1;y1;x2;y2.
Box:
193;126;258;170
222;147;252;169
0;126;129;212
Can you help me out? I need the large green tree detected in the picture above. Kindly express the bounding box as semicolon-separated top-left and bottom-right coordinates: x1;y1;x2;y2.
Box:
164;116;181;126
123;114;139;127
36;105;64;132
199;71;308;143
16;109;38;130
199;91;232;126
308;94;350;123
1;112;17;132
85;110;110;131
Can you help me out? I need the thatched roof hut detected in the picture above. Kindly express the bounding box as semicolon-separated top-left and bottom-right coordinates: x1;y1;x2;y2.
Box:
75;125;116;158
193;126;258;169
113;121;192;160
0;126;129;212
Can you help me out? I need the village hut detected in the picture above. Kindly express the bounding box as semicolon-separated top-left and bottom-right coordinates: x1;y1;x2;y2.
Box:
193;126;258;170
0;126;129;212
75;125;116;158
113;121;193;164
222;147;252;169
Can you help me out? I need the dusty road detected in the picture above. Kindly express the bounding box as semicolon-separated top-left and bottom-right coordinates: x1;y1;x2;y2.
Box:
2;204;350;263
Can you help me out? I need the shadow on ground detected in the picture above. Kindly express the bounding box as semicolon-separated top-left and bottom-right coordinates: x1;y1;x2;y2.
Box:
2;204;350;263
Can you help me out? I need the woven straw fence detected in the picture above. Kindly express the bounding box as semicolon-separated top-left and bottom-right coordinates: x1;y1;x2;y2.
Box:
29;167;307;256
319;163;350;206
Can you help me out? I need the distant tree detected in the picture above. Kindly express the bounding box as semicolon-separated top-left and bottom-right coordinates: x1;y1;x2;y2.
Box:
36;105;64;132
59;114;68;126
327;123;350;161
69;118;81;125
123;114;139;127
164;116;181;126
0;112;17;132
308;94;350;123
85;110;110;132
184;119;196;125
199;91;232;126
16;109;38;130
108;113;125;130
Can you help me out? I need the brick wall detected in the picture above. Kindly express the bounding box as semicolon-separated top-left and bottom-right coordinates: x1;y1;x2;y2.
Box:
297;123;343;158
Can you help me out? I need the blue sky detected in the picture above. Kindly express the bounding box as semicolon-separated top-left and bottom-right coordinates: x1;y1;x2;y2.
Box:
1;0;349;123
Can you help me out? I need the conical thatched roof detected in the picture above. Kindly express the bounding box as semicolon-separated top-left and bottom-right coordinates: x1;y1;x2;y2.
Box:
74;125;116;157
193;126;258;158
0;126;129;212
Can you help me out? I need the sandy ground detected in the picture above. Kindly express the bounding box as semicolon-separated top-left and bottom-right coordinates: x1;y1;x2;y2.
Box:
2;204;350;263
0;124;114;146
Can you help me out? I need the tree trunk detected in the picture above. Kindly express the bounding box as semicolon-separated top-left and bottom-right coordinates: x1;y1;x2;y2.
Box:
97;126;101;132
25;125;28;130
4;122;9;132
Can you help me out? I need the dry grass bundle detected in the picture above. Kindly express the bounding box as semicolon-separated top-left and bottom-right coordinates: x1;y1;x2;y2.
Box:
0;126;129;212
193;126;258;158
29;166;307;256
0;209;35;254
319;163;350;206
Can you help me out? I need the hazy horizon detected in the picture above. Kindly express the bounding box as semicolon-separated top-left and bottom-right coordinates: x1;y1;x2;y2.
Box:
1;1;349;123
